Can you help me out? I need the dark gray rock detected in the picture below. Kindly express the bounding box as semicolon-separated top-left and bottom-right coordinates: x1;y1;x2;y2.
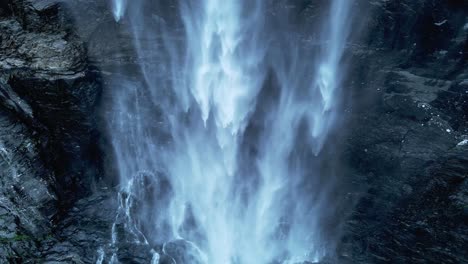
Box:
0;80;56;262
337;1;468;262
0;0;104;262
1;0;104;203
28;0;58;12
163;239;206;264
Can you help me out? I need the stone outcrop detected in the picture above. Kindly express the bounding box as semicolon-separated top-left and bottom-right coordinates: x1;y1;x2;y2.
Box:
339;0;468;263
0;0;103;262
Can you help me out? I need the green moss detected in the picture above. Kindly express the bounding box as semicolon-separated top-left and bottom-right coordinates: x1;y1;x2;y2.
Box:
0;233;56;244
0;234;31;243
13;234;30;241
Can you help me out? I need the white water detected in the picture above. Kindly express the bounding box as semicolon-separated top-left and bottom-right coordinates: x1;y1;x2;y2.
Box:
107;0;353;263
110;0;126;22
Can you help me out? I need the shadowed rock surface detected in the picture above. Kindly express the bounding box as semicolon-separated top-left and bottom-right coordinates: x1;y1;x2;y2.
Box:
0;0;105;262
339;1;468;263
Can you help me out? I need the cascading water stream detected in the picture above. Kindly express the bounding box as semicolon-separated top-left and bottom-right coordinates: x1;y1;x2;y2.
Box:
111;0;126;22
106;0;353;263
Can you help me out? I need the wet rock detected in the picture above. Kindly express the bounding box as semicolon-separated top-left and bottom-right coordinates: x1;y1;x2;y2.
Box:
339;1;468;262
0;17;85;74
28;0;58;12
1;0;104;206
163;239;206;264
0;82;56;262
114;242;154;264
363;0;467;66
0;0;103;261
383;94;431;121
128;171;174;246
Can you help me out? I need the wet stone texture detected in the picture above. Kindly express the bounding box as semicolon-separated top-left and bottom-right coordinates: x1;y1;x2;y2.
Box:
339;0;468;263
0;0;104;262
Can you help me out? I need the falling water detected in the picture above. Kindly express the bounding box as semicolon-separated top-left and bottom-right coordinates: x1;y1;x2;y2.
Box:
110;0;126;22
106;0;353;263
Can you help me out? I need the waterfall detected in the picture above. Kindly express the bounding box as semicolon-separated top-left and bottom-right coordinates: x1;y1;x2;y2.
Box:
106;0;353;263
111;0;126;22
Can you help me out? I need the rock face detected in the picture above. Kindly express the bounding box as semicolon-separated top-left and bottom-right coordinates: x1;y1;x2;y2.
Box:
0;0;104;262
338;0;468;263
0;0;466;263
0;80;56;261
